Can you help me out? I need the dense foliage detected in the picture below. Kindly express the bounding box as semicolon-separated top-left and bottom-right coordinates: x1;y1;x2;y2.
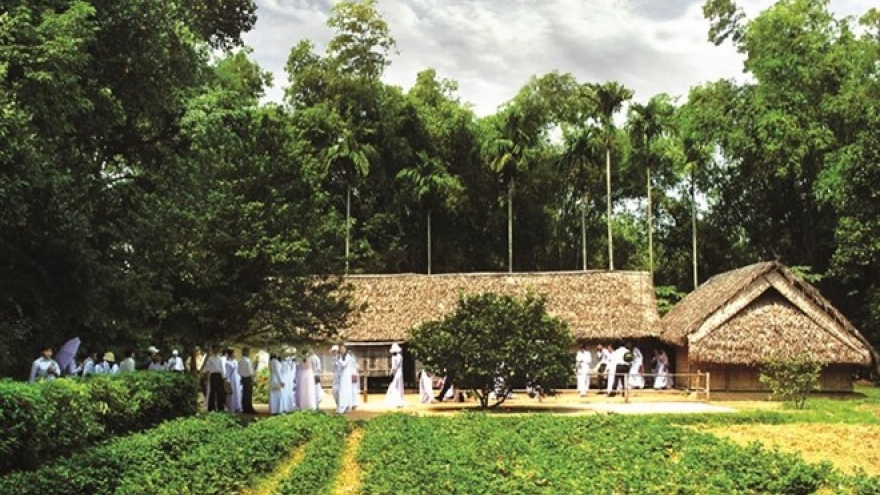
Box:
3;0;880;378
0;373;198;474
409;293;574;408
0;412;341;495
358;413;880;495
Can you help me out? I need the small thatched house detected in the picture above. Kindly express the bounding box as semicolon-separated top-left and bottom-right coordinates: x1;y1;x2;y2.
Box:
662;261;876;391
340;271;662;384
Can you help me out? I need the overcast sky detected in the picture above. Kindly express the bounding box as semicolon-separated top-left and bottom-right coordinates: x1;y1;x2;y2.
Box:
244;0;874;116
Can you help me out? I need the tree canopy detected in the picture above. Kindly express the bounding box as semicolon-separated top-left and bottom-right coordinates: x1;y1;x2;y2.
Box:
3;0;880;378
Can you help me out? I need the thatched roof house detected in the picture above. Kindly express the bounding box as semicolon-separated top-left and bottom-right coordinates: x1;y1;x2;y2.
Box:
343;270;661;342
662;261;875;391
340;271;661;379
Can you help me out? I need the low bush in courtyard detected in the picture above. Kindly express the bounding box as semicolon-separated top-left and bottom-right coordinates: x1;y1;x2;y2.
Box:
0;372;198;474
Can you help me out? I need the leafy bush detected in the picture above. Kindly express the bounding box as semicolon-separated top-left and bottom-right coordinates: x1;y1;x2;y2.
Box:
760;354;823;409
409;292;574;408
0;372;198;474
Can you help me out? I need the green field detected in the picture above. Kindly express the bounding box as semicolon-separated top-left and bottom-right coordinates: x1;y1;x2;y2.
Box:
5;389;880;495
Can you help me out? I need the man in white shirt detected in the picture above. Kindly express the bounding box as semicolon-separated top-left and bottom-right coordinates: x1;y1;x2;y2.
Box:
576;344;592;397
238;348;256;414
202;346;226;412
29;346;61;383
119;349;136;372
594;344;611;392
607;342;631;397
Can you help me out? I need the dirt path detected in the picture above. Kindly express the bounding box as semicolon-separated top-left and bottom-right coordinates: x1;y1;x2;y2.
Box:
240;444;308;495
330;428;364;495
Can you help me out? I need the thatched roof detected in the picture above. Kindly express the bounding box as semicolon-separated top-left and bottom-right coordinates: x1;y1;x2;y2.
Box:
662;261;874;366
340;271;660;343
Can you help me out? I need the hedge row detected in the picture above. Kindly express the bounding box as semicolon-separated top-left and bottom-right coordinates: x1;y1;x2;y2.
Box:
0;372;199;474
276;414;350;495
0;412;337;495
358;414;880;495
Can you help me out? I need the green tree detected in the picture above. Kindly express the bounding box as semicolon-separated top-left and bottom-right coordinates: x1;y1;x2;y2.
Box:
627;95;675;277
590;81;634;270
558;126;603;270
396;152;463;274
408;293;574;409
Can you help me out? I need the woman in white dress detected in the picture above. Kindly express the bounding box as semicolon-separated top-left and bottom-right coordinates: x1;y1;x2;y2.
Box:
296;352;318;411
311;351;325;405
653;349;673;389
281;355;296;413
628;346;645;389
336;345;359;413
269;354;284;414
330;345;341;406
225;349;242;412
385;343;405;408
419;369;434;403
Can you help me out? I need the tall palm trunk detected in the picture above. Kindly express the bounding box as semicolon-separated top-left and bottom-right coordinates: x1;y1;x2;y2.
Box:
345;184;351;275
606;146;613;270
691;170;698;289
426;209;432;275
581;193;588;271
508;178;514;273
647;165;653;277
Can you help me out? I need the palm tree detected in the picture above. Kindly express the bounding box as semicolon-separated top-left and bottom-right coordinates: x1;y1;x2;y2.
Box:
324;126;376;274
396;151;463;274
558;126;603;270
590;81;634;270
627;95;674;277
681;134;711;289
481;107;535;273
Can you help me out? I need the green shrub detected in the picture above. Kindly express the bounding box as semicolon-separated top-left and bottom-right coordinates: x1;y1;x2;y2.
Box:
760;354;823;409
0;372;198;474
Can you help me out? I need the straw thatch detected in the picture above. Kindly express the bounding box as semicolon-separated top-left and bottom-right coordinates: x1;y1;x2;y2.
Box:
662;261;874;366
340;271;660;343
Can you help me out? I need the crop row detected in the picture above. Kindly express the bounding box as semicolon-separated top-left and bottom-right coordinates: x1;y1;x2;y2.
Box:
357;413;880;495
0;412;338;495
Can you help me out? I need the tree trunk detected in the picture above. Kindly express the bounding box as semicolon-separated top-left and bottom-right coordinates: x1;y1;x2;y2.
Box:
581;196;587;271
691;170;698;289
345;184;351;275
508;177;514;274
426;209;432;275
606;147;614;270
647;165;653;278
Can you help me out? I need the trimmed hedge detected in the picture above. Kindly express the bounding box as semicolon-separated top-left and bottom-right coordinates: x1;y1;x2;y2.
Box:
0;412;336;495
0;372;198;474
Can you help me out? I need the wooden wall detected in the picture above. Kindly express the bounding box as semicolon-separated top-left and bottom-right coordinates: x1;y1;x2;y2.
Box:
681;360;855;391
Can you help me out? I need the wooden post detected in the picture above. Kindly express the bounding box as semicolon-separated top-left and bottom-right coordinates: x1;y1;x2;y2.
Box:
624;373;629;403
362;375;368;402
706;372;711;402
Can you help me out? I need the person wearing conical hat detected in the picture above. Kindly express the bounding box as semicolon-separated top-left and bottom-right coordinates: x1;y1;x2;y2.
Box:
95;351;119;374
385;343;405;408
166;349;185;373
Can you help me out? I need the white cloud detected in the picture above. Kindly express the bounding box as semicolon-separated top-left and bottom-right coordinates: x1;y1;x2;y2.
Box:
243;0;872;115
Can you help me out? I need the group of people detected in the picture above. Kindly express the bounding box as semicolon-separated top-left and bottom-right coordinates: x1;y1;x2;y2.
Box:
268;343;362;415
575;342;673;397
198;347;257;414
29;344;186;383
